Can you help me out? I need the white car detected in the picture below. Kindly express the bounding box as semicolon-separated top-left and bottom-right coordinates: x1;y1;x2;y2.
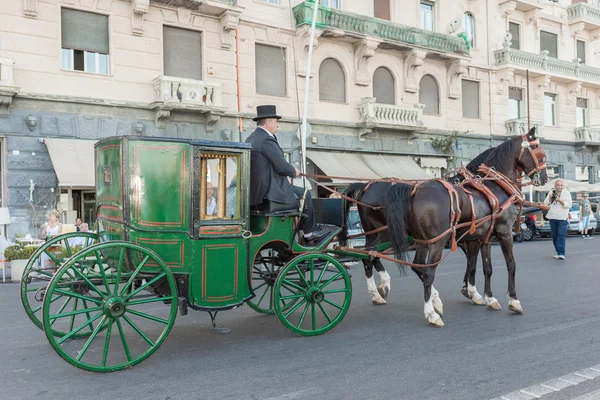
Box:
537;204;597;237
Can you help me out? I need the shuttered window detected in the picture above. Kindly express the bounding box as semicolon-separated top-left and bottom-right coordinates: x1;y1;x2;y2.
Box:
508;87;523;119
462;80;480;119
419;75;439;115
540;31;558;58
577;97;588;127
577;40;586;64
374;0;391;21
319;58;346;103
509;22;520;50
61;8;108;54
163;26;203;80
255;44;287;97
373;67;395;105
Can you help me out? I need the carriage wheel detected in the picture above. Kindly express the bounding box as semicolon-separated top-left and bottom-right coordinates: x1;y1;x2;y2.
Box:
247;246;301;315
273;253;352;336
21;232;99;338
42;241;177;373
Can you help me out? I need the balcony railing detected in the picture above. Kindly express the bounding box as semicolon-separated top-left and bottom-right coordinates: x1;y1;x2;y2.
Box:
359;98;424;129
568;3;600;29
494;48;600;82
575;127;600;145
153;76;223;109
293;1;469;57
505;118;544;138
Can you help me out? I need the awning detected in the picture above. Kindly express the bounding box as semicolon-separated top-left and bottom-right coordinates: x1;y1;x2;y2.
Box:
419;157;447;169
533;178;600;193
45;138;97;187
307;151;430;185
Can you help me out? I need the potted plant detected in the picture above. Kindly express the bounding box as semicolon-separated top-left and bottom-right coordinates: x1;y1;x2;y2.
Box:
5;243;37;282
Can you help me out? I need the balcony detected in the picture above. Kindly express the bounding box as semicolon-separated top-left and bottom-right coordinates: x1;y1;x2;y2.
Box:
505;118;544;138
152;76;225;130
292;1;469;58
358;97;424;140
498;0;543;12
568;2;600;31
149;0;238;16
0;57;19;117
494;47;600;87
575;127;600;152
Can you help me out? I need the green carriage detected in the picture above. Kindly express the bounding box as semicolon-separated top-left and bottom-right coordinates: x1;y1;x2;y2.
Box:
20;136;352;372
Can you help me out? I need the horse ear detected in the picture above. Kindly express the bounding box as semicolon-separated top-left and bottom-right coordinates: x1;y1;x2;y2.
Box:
527;127;536;141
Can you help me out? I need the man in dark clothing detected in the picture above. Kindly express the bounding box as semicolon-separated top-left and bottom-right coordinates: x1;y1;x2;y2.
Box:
246;105;326;244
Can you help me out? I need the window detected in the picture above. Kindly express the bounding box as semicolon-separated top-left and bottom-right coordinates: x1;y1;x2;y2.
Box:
463;12;475;48
61;8;109;74
163;27;202;80
577;40;586;64
462;80;480;119
374;0;390;21
322;0;339;8
255;44;287;97
420;1;434;31
577;98;588;127
201;153;240;220
540;31;558;58
373;67;395;105
419;75;439;115
509;22;520;50
508;87;524;119
263;0;279;3
319;58;346;103
544;93;557;126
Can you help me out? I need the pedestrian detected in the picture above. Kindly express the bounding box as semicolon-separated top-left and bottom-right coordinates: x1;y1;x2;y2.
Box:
543;179;572;260
579;192;593;239
75;218;82;232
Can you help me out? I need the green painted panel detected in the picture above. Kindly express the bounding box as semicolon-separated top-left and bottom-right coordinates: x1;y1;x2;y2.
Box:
128;230;190;273
96;140;122;205
129;141;190;231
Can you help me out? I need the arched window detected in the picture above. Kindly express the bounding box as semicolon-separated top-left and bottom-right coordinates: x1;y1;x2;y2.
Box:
419;75;439;115
463;12;475;48
373;67;395;105
319;58;346;103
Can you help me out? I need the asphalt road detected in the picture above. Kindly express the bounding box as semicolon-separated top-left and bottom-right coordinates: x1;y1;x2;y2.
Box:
1;237;599;400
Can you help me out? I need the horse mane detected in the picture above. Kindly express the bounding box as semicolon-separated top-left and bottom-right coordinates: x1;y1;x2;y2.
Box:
482;137;520;173
466;147;494;173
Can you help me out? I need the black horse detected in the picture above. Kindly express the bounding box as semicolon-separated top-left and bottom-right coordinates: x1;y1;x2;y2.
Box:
338;147;494;306
385;130;548;327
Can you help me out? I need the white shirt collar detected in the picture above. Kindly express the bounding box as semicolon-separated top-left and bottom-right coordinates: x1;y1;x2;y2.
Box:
258;126;274;138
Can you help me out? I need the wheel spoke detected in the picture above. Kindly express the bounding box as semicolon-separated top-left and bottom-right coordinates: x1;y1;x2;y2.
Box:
71;267;107;300
64;240;73;258
115;319;132;362
294;266;310;288
127;297;172;306
323;298;343;311
43;249;62;267
309;259;315;285
124;272;166;301
57;312;103;345
49;296;72;326
256;283;269;306
278;293;305;301
284;298;307;319
315;262;329;286
281;279;304;292
69;298;79;332
311;303;316;331
297;302;310;328
122;314;155;346
252;282;268;292
319;272;344;290
127;308;169;325
120;255;150;297
82;300;95;332
318;303;332;323
50;306;103;321
54;288;103;305
113;248;125;296
76;316;108;361
322;288;349;295
101;319;114;367
94;251;112;295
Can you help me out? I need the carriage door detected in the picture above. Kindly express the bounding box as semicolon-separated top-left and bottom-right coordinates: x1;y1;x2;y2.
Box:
191;148;250;308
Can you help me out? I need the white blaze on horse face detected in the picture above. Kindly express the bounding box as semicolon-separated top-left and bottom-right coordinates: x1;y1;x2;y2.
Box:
367;276;386;304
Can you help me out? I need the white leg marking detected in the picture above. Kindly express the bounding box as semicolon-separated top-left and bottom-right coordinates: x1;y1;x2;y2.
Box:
507;294;523;313
378;270;391;290
485;295;502;310
424;297;444;327
366;276;386;304
467;283;484;305
431;286;444;316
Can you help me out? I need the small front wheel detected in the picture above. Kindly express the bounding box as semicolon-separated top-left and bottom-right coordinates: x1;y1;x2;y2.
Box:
273;253;351;336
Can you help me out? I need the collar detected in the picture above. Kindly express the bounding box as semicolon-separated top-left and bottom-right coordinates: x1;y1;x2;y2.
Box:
258;127;274;138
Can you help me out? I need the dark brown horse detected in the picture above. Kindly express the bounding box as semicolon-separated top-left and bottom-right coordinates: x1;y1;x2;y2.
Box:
339;147;495;306
385;130;548;326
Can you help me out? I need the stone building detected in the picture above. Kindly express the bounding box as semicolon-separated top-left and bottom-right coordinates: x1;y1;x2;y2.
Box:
1;0;599;237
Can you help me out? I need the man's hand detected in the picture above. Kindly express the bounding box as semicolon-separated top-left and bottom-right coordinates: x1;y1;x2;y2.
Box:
295;167;302;177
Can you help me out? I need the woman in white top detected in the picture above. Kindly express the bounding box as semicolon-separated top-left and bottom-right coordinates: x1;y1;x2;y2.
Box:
543;179;572;260
39;210;62;270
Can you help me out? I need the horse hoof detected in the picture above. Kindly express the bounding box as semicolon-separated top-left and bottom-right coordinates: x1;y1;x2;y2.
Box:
460;287;471;300
377;286;389;300
428;314;445;328
487;301;502;311
372;298;387;305
472;295;485;306
508;301;523;314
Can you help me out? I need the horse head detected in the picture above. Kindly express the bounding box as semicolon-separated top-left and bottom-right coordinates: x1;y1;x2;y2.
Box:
516;127;548;186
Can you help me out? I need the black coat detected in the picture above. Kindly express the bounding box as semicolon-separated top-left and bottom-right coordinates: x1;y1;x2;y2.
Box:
245;128;297;206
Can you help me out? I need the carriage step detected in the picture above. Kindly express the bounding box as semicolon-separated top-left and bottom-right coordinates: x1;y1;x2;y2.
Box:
178;297;188;316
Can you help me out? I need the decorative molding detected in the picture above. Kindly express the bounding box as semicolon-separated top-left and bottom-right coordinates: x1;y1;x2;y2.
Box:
447;59;469;99
528;11;540;40
219;10;240;50
593;28;600;42
205;111;223;132
0;58;20;117
404;49;428;93
496;68;514;95
131;0;149;35
23;0;37;18
571;22;586;38
566;81;582;105
533;74;551;100
354;38;380;86
295;25;321;77
499;0;517;17
155;108;171;129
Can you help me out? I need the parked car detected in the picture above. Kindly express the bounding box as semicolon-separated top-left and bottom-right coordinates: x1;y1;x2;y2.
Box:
536;204;597;237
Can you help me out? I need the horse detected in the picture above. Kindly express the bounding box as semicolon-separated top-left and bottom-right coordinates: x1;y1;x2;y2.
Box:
385;129;548;327
338;147;495;306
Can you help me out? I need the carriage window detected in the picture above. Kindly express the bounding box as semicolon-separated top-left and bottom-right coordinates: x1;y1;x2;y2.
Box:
200;153;240;220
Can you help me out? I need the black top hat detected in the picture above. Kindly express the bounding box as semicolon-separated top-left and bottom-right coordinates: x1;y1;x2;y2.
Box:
253;105;282;121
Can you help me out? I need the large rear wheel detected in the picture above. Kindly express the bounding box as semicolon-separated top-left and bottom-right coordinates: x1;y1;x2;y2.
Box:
42;241;177;372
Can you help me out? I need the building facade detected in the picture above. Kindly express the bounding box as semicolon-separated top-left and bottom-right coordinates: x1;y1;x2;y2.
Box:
0;0;599;237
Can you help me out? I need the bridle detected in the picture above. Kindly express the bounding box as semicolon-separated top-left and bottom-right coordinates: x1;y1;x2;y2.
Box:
517;134;547;185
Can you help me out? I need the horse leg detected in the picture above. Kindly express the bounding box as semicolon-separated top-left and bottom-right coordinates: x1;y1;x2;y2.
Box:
373;258;391;300
423;244;445;327
481;243;502;311
431;282;444;318
364;259;386;305
461;241;485;305
498;234;523;314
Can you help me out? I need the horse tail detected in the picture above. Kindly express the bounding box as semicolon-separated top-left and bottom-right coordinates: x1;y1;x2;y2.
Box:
385;183;414;273
338;182;367;247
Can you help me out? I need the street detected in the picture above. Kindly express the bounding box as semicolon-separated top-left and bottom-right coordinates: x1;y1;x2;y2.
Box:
1;237;599;400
